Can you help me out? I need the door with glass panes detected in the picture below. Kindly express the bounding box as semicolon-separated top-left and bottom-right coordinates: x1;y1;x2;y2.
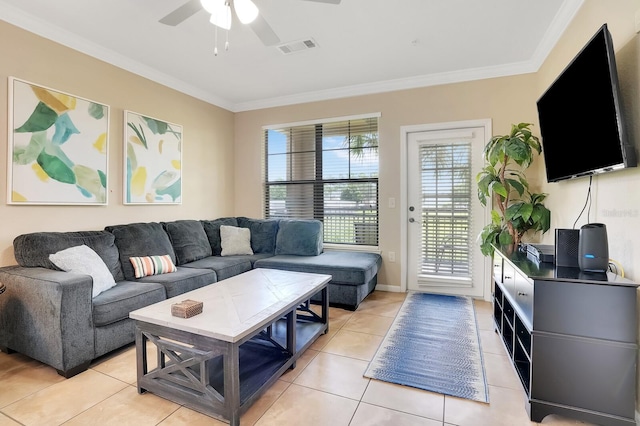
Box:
406;123;488;297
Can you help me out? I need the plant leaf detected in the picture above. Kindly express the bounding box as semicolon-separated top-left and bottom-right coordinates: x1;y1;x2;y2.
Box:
489;181;508;199
518;203;533;222
505;139;530;165
505;178;524;196
498;230;513;245
491;210;501;225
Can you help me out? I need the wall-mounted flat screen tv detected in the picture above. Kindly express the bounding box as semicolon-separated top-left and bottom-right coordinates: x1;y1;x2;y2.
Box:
536;23;636;182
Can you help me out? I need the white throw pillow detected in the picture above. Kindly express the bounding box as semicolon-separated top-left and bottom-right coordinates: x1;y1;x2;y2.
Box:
220;225;253;256
49;245;117;298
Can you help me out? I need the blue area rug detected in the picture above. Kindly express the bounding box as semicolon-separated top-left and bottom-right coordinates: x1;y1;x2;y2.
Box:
364;292;489;403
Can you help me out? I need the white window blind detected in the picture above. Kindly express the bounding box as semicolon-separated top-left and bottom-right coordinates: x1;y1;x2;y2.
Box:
264;116;379;246
419;141;472;277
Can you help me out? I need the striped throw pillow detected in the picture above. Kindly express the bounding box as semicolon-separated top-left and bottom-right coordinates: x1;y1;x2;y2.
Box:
129;255;177;278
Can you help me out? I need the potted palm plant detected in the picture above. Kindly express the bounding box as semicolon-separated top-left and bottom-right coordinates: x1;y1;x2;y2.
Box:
476;123;551;256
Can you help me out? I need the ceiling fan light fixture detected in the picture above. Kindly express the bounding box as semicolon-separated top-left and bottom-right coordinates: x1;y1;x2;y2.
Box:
209;1;232;30
200;0;223;14
234;0;259;24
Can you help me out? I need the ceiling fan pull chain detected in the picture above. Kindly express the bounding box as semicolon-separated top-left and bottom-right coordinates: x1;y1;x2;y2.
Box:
214;25;219;56
225;28;230;51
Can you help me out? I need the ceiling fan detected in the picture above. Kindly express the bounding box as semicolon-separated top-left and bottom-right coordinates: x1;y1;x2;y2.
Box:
159;0;341;47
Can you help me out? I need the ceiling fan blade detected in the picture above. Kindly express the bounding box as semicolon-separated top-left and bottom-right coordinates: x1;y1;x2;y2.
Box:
250;14;281;46
159;0;202;26
302;0;341;4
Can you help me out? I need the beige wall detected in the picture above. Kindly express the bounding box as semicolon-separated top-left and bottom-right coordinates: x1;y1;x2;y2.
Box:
234;75;541;290
0;21;236;266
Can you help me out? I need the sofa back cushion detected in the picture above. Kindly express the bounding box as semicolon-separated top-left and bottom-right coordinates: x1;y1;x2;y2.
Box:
237;217;279;254
162;220;212;265
201;217;238;255
105;222;176;281
275;219;323;256
13;231;124;281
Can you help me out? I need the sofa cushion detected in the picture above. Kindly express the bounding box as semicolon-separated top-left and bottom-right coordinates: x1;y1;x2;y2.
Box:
237;217;279;254
13;230;124;281
92;281;166;326
275;219;323;256
130;255;177;278
163;220;212;265
220;225;253;256
105;222;176;281
182;256;253;281
135;267;217;299
254;250;381;285
201;217;238;255
49;245;117;297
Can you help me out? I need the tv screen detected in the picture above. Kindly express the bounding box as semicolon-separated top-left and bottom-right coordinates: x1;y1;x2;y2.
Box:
536;23;636;182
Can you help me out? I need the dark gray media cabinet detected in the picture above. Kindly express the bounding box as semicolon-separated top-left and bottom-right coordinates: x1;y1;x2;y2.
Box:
492;245;639;426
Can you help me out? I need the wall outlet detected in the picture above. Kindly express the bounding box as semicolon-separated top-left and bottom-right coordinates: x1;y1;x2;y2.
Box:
388;251;396;262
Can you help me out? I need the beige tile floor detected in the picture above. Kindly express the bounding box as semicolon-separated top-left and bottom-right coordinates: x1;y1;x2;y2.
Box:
0;290;598;426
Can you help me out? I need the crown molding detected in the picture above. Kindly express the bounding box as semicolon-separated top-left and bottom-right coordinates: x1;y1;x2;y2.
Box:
0;1;235;111
0;0;584;113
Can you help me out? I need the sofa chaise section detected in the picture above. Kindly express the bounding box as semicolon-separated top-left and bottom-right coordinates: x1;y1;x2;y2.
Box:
255;251;381;310
253;219;382;310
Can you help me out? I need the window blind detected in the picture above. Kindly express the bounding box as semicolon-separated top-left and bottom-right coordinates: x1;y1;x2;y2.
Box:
264;116;379;246
419;141;472;277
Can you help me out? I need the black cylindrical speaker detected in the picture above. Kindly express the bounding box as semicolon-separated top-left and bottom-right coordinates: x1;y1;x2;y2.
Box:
578;223;609;272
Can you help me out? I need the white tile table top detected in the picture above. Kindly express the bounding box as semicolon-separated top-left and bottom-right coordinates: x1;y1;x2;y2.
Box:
129;268;331;343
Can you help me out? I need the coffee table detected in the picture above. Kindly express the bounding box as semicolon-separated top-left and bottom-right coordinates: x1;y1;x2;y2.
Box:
129;268;330;425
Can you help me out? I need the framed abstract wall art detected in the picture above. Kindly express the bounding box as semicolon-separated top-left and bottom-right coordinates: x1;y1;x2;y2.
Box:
124;110;182;204
8;77;109;205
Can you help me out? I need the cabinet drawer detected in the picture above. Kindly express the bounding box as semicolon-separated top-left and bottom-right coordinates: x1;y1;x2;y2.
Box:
502;263;516;296
514;273;533;327
493;256;503;284
534;280;637;342
532;333;636;419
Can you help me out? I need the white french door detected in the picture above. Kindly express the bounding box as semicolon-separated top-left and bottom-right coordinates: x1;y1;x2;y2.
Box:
405;121;489;298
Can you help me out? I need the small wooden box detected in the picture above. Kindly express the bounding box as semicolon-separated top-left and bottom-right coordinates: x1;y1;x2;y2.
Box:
171;299;203;318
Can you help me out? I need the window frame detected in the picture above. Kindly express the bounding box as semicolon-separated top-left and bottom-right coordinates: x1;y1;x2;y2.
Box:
263;113;381;248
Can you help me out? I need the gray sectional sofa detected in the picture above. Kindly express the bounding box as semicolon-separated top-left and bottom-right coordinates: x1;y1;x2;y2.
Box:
0;217;381;378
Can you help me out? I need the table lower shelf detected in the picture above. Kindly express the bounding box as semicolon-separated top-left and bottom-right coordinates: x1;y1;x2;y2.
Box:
136;311;327;423
204;320;326;404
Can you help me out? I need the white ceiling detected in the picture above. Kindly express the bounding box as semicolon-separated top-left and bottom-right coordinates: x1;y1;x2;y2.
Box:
0;0;583;112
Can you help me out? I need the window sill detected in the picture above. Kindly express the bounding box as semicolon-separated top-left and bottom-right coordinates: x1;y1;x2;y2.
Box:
324;244;381;254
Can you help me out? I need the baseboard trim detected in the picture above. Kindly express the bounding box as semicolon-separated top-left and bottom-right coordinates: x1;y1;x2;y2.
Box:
375;284;403;292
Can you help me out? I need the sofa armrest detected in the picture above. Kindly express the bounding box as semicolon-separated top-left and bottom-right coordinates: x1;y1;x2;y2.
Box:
0;266;95;376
